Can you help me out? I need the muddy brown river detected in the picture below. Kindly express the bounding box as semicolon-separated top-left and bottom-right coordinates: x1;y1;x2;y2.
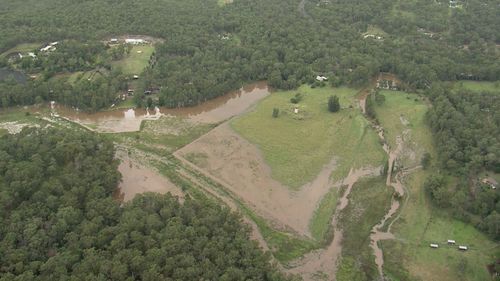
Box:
51;82;270;132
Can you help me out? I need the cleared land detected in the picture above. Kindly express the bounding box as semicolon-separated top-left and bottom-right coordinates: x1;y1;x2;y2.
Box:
375;90;432;164
232;86;385;189
176;85;387;266
111;45;154;75
454;80;500;93
373;91;496;281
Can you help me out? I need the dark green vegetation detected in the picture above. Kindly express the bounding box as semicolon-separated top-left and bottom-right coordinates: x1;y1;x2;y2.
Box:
425;84;499;240
0;39;132;111
1;0;499;109
327;95;340;112
0;128;289;280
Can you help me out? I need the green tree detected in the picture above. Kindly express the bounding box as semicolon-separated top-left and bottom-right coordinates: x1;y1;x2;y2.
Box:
328;95;340;112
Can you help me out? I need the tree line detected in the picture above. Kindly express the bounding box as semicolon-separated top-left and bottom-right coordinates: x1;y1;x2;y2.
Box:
0;128;291;280
425;83;499;240
0;0;498;108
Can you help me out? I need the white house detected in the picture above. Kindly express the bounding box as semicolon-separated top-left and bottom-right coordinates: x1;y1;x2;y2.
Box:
430;244;439;248
110;38;118;43
458;246;468;251
447;240;456;245
316;75;328;82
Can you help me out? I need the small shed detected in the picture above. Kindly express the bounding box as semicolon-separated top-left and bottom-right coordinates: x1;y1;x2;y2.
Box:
458;246;468;251
110;38;118;43
133;75;139;79
430;244;439;248
447;240;456;245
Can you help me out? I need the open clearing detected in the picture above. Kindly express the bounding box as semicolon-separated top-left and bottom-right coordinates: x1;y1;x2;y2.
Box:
372;91;497;281
111;45;154;75
175;85;387;269
232;86;385;189
454;80;500;94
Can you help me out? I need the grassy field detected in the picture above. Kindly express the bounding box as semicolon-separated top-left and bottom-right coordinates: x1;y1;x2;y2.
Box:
217;0;233;6
454;80;500;94
0;43;41;57
382;169;497;281
111;45;154;75
232;85;385;190
371;91;497;281
232;85;386;243
374;90;433;163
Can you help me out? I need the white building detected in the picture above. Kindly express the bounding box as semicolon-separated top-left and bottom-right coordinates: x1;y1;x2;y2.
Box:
125;38;146;45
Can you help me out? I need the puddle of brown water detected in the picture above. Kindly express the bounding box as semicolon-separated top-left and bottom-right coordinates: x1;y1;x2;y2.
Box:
44;82;270;132
114;149;184;202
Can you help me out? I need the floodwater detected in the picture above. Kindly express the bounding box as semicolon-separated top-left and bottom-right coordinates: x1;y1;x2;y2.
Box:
368;114;408;278
288;167;381;281
51;82;270;132
114;149;184;202
175;122;345;237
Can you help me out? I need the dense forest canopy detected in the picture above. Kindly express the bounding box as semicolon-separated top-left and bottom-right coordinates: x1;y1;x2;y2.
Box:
0;128;288;280
425;84;500;240
0;0;499;108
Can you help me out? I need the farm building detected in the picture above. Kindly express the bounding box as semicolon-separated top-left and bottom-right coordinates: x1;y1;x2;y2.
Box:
430;243;439;248
110;38;118;43
40;42;58;52
458;246;468;251
133;75;139;79
447;240;456;245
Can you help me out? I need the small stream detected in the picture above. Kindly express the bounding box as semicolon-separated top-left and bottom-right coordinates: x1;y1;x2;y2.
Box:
360;93;407;279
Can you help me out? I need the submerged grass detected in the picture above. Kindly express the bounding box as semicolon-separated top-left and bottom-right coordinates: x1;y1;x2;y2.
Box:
336;176;393;281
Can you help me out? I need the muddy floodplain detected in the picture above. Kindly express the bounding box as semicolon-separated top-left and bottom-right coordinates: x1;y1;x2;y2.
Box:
114;149;184;202
51;82;270;133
